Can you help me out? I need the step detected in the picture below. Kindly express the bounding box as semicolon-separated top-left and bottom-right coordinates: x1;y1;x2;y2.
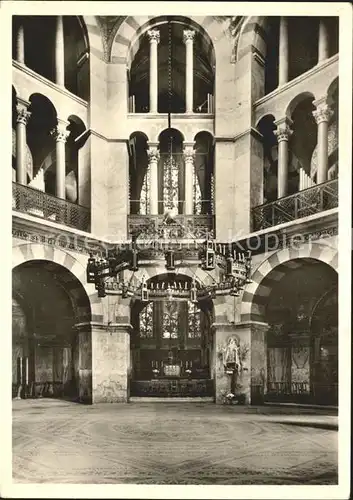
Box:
129;396;214;403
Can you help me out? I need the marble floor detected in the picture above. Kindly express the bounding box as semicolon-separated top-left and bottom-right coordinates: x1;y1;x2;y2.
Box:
12;399;338;485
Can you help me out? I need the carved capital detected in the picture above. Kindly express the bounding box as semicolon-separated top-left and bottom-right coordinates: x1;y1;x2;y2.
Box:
147;29;160;44
183;30;195;43
147;147;160;163
312;103;334;125
16;106;31;126
51;122;70;143
183;147;195;163
274;122;293;142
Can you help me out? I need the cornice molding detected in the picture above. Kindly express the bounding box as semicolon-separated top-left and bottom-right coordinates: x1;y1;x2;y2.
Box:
12;60;88;108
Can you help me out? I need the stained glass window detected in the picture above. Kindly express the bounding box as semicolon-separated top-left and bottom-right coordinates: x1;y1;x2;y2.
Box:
139;302;154;338
188;300;201;338
162;300;179;338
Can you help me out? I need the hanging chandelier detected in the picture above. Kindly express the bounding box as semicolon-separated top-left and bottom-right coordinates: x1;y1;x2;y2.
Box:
86;223;252;302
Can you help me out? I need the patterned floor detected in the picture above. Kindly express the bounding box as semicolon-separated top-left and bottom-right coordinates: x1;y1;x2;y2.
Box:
12;399;338;485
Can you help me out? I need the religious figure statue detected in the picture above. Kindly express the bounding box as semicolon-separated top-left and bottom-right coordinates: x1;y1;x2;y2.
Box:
222;336;241;372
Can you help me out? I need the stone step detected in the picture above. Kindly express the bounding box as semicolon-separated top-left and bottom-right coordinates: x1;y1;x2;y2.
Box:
129;396;214;403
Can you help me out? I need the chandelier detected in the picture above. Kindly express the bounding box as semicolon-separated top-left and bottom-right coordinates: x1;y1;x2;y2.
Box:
86;215;252;302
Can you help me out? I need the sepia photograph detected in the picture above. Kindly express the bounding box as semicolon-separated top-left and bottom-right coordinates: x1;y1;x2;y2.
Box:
1;1;351;499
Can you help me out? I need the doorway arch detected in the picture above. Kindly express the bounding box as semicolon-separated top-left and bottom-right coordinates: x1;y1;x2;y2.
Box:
129;272;214;397
12;259;92;401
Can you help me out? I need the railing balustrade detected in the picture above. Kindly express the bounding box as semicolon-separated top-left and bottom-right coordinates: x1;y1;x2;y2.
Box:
12;182;91;232
252;179;338;231
128;213;215;239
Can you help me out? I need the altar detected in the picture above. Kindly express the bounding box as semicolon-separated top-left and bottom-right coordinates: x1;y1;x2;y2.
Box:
163;364;181;377
130;378;214;398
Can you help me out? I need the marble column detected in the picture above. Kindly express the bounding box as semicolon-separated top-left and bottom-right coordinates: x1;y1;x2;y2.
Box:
147;144;160;214
318;18;329;63
51;120;70;199
183;30;195;113
16;99;31;185
313;99;333;184
148;30;160;114
55;16;65;87
15;22;25;64
183;143;195;214
278;17;289;86
274;118;293;198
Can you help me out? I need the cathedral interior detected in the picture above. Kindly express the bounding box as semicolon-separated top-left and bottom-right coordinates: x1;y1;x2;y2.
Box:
12;15;339;406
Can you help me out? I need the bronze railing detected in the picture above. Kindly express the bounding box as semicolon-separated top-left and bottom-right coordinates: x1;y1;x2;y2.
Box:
128;213;215;239
252;179;338;231
12;182;91;232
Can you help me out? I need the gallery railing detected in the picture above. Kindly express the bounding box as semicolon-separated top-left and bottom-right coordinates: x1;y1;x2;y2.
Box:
127;213;215;239
12;182;91;232
252;179;338;231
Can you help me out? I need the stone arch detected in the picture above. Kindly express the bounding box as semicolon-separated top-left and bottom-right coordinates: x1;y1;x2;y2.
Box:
12;243;102;322
236;16;270;61
81;15;105;60
240;242;338;323
110;15;229;64
285;91;316;120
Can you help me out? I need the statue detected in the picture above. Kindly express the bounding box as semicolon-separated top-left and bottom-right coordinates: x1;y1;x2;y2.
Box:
222;336;241;373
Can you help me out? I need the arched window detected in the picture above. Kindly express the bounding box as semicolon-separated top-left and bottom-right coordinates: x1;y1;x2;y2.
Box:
187;301;201;338
139;302;154;338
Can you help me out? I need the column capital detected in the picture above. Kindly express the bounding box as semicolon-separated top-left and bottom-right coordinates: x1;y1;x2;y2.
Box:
183;145;195;162
147;29;160;44
183;29;195;43
147;147;160;162
312;99;334;125
16;106;31;126
51;120;70;143
274;118;293;142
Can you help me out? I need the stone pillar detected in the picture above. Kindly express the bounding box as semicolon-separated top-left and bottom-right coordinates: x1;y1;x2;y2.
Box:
318;18;329;63
278;17;289;86
183;30;195;113
274;118;293;198
91;323;131;403
16;99;31;185
51;120;70;199
212;323;251;405
55;16;65;87
147;143;160;214
312;99;333;184
74;323;93;404
148;30;160;114
15;22;25;64
183;143;195;214
249;322;268;405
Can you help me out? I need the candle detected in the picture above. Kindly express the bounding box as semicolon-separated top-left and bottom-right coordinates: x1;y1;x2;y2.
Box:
25;357;28;385
19;357;23;383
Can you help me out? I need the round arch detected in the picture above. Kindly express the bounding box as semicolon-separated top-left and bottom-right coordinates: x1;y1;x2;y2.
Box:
236;16;269;61
110;15;226;64
240;242;338;323
12;243;102;321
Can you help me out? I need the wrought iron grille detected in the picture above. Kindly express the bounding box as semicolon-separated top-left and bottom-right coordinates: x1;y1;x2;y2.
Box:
12;182;91;232
252;179;338;231
127;214;215;239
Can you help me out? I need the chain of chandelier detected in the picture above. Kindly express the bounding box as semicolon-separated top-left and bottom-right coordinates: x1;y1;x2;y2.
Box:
86;21;252;302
